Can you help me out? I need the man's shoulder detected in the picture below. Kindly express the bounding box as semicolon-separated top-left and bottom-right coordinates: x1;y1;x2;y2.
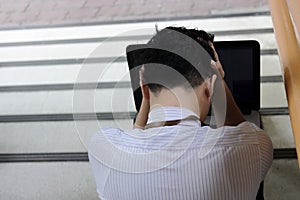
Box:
233;121;271;142
210;121;269;146
220;121;267;137
88;127;146;149
89;127;130;143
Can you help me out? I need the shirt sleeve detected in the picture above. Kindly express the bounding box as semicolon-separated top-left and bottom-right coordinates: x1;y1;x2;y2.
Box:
257;130;273;181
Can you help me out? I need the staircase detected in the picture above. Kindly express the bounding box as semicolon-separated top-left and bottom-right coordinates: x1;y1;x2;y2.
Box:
0;11;299;200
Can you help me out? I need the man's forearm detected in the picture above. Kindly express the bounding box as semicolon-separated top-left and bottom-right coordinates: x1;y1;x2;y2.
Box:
213;79;245;127
223;81;245;126
133;99;150;129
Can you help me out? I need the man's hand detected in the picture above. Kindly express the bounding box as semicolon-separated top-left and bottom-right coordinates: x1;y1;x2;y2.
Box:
209;42;245;127
209;41;225;79
139;66;150;100
133;66;150;129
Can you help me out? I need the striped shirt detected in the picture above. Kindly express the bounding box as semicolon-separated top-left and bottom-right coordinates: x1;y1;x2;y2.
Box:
88;106;273;200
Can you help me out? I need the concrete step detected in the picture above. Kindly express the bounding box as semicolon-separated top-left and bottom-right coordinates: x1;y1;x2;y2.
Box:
261;82;287;108
0;120;132;153
0;63;128;86
0;33;276;62
0;154;299;200
261;115;295;148
0;82;286;116
0;162;98;200
0;115;293;154
0;55;282;86
0;15;273;43
0;89;136;114
261;55;281;76
264;159;300;200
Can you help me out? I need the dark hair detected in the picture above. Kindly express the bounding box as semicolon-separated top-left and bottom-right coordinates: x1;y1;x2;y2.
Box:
143;26;217;93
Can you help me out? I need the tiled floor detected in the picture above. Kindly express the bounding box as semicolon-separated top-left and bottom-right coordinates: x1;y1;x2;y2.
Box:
0;0;269;28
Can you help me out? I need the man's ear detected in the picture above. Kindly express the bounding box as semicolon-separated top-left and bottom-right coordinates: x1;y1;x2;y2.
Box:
204;87;211;99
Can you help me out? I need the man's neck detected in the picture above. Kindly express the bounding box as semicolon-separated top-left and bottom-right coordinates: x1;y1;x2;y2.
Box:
149;87;201;117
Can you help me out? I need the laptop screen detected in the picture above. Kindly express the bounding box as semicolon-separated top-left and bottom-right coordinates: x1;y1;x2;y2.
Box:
214;41;260;114
126;40;260;114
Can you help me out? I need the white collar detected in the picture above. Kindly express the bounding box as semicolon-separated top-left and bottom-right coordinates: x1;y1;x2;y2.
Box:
147;106;199;124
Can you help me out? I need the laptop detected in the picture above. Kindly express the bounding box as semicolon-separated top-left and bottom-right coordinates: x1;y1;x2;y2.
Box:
126;40;261;127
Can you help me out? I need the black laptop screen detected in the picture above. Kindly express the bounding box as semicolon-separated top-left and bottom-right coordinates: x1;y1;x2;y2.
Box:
214;41;260;114
126;40;260;114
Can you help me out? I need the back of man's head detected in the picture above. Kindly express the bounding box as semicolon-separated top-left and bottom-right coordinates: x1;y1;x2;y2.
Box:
143;26;216;93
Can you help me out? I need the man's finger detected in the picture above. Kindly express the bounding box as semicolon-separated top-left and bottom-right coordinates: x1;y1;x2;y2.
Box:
210;74;217;96
210;60;217;68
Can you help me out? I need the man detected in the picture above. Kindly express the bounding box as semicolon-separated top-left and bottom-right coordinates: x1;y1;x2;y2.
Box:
88;27;273;200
